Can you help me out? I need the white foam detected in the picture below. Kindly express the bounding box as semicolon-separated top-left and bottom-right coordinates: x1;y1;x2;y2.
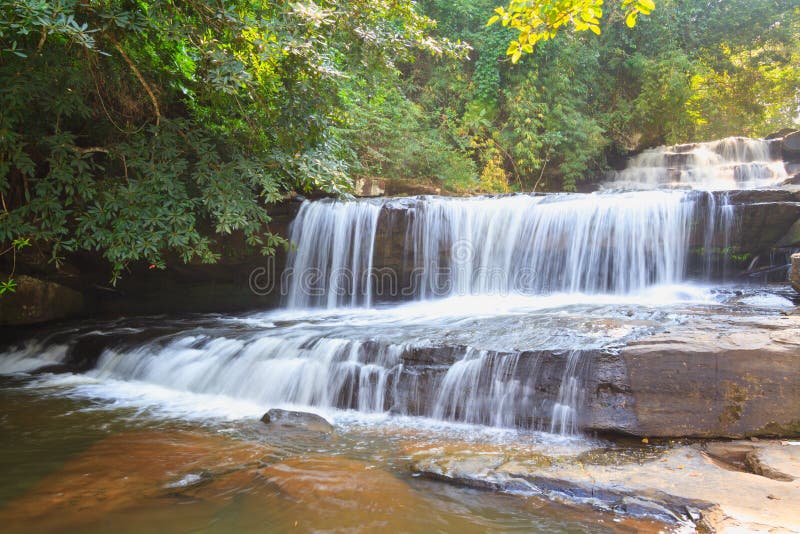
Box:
246;284;717;326
0;342;68;374
739;293;795;308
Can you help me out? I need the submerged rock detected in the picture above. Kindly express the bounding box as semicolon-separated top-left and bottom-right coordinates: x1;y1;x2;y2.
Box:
0;430;273;531
260;409;334;434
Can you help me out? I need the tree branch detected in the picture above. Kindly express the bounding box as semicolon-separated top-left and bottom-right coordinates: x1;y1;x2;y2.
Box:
106;35;162;127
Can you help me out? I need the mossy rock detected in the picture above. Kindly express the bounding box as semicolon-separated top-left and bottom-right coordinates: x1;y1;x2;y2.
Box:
0;275;84;325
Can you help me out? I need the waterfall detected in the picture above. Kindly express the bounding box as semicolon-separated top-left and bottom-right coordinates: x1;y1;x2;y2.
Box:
91;333;404;414
550;351;591;435
283;139;776;308
406;191;694;298
3;135;784;436
432;349;530;428
284;199;382;308
609;136;786;190
284;191;698;306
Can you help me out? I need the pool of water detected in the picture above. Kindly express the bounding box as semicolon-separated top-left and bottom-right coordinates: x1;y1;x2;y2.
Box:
0;376;672;533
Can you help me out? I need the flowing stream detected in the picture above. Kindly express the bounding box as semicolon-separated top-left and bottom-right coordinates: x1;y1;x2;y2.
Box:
0;136;795;531
2;137;790;432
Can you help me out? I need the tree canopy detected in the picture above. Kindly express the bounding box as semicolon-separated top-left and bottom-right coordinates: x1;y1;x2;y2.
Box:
489;0;655;62
0;0;465;282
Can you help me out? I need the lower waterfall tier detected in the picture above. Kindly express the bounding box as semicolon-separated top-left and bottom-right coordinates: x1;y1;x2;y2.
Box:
3;286;798;438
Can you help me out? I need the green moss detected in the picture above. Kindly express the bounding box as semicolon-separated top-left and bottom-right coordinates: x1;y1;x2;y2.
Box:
718;381;749;426
750;420;800;438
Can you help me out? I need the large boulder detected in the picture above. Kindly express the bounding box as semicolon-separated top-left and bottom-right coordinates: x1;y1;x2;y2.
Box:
0;275;84;325
792;253;800;293
582;317;800;438
783;130;800;162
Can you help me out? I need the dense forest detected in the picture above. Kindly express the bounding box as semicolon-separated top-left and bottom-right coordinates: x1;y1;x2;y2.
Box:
0;0;798;284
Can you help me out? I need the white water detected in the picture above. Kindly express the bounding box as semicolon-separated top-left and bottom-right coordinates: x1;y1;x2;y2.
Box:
550;351;590;435
284;199;381;308
432;348;529;428
90;334;404;415
0;136;789;435
609;136;786;190
406;191;694;298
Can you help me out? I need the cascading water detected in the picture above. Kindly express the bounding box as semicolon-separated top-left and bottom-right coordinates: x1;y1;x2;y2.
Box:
1;135;787;436
284;190;733;304
404;191;694;298
432;348;530;428
284;199;382;308
608;136;786;190
91;333;405;414
550;351;591;435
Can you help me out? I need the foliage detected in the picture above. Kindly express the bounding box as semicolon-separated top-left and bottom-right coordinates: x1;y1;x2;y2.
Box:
402;0;800;192
0;237;30;295
488;0;655;62
0;0;465;281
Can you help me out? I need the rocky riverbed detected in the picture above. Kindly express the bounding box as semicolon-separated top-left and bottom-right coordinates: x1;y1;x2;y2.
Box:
408;438;800;532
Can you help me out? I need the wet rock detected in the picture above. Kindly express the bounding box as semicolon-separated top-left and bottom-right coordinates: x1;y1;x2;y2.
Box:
775;220;800;248
718;191;800;256
791;253;800;293
260;409;334;434
260;456;434;531
581;350;639;434
745;444;799;482
783;130;800;162
0;275;84;325
409;440;800;532
766;128;796;141
614;318;800;438
782;172;800;186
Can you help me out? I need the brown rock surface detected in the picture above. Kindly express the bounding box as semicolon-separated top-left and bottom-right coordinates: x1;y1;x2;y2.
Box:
792;253;800;293
409;440;800;532
0;275;84;325
614;316;800;438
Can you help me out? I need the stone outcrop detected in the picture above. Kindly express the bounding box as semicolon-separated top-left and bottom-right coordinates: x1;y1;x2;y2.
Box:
609;324;800;438
389;315;800;438
783;130;800;162
0;275;84;326
792;253;800;293
408;439;800;532
353;176;442;197
722;190;800;254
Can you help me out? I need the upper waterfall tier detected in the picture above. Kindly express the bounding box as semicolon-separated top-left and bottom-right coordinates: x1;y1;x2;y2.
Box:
282;135;793;309
607;136;786;190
